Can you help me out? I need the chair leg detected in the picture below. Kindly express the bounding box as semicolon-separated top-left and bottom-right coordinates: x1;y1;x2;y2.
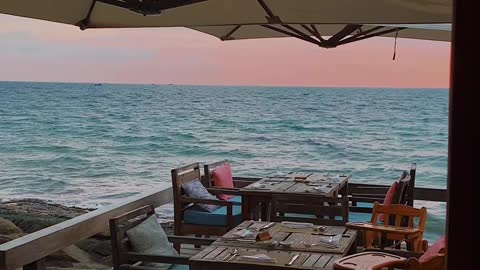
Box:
174;243;181;253
194;235;201;248
365;231;377;249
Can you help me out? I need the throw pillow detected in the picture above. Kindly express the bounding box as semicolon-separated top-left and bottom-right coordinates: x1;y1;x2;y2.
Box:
419;236;446;263
379;181;398;223
126;215;179;270
211;163;234;200
182;179;221;212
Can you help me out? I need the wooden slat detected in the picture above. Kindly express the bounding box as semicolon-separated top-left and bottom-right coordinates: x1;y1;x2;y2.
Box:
0;188;173;270
313;254;333;268
203;247;227;260
302;254;321;267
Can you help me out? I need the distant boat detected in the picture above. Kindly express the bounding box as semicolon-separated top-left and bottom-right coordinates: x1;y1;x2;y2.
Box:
94;83;102;86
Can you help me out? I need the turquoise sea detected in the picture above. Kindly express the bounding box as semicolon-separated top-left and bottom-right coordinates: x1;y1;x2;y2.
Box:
0;81;448;241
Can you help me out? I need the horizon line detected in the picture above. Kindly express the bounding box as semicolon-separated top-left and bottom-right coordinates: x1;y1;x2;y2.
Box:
0;80;449;90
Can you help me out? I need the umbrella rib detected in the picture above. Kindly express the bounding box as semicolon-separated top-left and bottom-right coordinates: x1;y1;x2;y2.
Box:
281;24;323;44
336;26;385;45
261;25;321;46
257;0;281;23
220;25;242;40
326;24;363;45
301;24;326;42
337;27;407;46
76;0;98;30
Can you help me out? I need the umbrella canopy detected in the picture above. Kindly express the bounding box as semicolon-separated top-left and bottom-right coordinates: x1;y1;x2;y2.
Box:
0;0;452;47
190;23;451;48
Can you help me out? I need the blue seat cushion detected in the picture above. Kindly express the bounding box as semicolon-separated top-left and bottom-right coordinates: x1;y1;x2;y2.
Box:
169;264;189;270
228;196;242;205
284;213;315;219
184;205;242;226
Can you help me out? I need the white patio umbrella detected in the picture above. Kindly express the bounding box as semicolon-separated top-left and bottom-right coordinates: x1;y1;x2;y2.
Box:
0;0;452;47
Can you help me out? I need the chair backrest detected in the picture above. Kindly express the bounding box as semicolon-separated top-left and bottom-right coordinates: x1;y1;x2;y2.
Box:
171;162;202;198
270;194;349;226
109;205;155;270
370;202;427;232
396;163;416;206
203;160;229;188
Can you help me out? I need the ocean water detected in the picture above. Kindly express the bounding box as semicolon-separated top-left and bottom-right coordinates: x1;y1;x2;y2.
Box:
0;81;448;241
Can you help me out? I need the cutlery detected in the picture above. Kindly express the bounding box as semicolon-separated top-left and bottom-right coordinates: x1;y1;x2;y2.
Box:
258;222;275;231
223;248;238;261
285;254;299;266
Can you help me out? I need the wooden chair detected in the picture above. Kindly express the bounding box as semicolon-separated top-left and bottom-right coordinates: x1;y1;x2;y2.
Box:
109;205;214;270
333;237;445;270
202;160;243;205
347;202;428;252
349;164;416;224
270;194;349;226
171;163;242;242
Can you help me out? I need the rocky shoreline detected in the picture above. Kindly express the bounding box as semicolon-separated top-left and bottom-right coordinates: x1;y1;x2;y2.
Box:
0;199;174;270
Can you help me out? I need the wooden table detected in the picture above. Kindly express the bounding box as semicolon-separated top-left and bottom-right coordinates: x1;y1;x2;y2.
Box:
190;221;358;270
241;173;351;220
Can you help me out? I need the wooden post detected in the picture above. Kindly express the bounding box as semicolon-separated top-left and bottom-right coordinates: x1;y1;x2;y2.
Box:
23;259;45;270
407;163;416;207
447;0;474;269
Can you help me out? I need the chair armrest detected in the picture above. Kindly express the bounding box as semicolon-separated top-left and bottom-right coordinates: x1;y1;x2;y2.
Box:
179;195;233;206
126;252;190;265
364;248;423;259
207;187;241;195
167;235;216;246
346;222;420;235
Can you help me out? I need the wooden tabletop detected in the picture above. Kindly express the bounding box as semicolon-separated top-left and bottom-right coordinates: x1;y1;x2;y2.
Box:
190;245;343;270
214;221;357;255
241;173;350;197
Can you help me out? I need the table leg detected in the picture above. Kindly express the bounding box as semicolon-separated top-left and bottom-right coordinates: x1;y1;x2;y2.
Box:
242;195;251;220
260;201;270;221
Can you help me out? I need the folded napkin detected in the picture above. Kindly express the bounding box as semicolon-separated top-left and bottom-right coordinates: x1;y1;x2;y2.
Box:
232;229;255;238
318;234;342;246
238;254;276;263
281;221;315;229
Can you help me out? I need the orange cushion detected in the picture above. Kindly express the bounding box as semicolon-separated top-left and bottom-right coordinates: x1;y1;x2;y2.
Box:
212;163;234;200
420;236;446;263
379;181;398;223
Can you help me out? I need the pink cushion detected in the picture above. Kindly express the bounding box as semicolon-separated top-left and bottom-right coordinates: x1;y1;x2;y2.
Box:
419;236;446;263
211;163;234;200
379;181;398;223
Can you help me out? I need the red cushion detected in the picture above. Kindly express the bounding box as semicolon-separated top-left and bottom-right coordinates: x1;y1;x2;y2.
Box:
379;181;398;223
211;163;234;200
419;236;446;263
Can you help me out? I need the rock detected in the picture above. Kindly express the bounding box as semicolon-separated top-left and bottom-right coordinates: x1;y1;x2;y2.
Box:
75;238;112;266
0;217;25;242
46;249;78;268
0;199;88;233
0;234;15;244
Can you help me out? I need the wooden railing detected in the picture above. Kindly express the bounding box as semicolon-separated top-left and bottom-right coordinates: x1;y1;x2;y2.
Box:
0;187;173;270
349;183;447;213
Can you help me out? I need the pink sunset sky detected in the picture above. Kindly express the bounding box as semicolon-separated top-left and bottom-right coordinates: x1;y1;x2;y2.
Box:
0;14;451;88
